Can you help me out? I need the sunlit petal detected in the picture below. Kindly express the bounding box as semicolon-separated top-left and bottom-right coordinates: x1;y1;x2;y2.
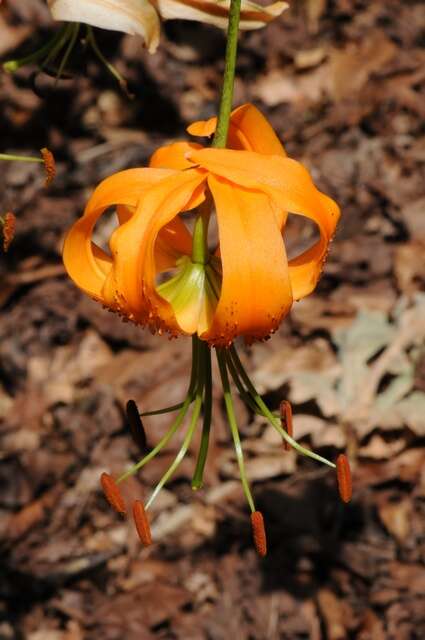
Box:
189;148;340;303
202;175;292;346
48;0;160;52
149;141;203;170
108;169;207;333
188;103;286;156
63;168;174;302
153;0;288;30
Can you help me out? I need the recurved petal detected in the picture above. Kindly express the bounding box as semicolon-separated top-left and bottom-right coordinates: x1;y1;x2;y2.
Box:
202;175;292;346
155;216;193;272
47;0;160;53
149;141;203;170
189;148;340;302
188;103;286;156
106;169;207;334
153;0;288;30
62;167;175;302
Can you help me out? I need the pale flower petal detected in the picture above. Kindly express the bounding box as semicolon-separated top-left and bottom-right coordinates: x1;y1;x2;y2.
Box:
152;0;288;30
47;0;160;52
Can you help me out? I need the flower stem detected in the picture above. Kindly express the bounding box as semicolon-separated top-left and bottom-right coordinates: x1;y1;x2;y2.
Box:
212;0;242;149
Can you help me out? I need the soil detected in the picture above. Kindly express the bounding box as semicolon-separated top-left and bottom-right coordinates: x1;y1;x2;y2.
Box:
1;1;425;638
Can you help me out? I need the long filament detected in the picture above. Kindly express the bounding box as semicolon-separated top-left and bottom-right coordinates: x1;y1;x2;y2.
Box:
229;346;335;469
217;349;256;513
117;337;200;483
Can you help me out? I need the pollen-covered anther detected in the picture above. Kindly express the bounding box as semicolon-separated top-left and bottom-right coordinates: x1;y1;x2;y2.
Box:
250;511;267;557
100;472;127;515
279;400;293;451
40;147;56;186
133;500;153;546
336;454;352;503
2;212;16;252
126;399;148;453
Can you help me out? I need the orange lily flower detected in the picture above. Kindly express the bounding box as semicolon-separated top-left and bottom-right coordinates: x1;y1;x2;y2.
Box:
63;103;340;347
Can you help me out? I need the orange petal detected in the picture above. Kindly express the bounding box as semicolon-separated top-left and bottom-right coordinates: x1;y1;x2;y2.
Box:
106;169;207;333
149;141;203;170
188;103;286;156
202;175;292;346
63;167;175;303
116;203;193;272
155;216;193;272
189;149;340;301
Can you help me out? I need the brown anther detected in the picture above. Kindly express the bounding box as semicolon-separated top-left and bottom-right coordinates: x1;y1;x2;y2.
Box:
40;147;56;186
2;212;16;252
250;511;267;557
133;500;152;546
126;399;148;454
336;454;352;503
100;472;126;515
280;400;293;451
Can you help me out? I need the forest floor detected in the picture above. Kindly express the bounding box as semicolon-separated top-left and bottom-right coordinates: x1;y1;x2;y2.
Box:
1;0;425;638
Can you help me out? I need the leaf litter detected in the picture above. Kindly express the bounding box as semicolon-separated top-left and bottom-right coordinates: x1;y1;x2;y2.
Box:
1;0;425;637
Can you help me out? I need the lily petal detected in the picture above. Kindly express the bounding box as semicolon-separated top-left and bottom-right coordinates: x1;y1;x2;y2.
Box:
189;148;340;302
107;169;207;333
202;174;292;346
152;0;288;30
188;103;286;156
149;141;203;170
47;0;160;53
63;167;176;303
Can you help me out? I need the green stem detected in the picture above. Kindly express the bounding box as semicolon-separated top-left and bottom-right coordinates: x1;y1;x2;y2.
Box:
229;346;335;469
212;0;242;149
191;198;212;265
193;0;243;263
0;154;43;164
192;343;213;489
217;349;256;512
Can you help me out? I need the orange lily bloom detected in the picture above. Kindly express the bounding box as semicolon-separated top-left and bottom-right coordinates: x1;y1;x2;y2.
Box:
63;103;340;346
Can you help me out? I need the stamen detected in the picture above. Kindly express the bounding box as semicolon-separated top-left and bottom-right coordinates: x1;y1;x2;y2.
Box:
126;399;148;453
280;400;293;451
133;500;152;546
217;349;256;513
336;454;352;503
250;511;267;557
117;336;200;485
54;23;80;83
40;148;56;186
3;26;69;73
100;472;126;515
86;26;133;97
229;346;336;469
1;212;16;252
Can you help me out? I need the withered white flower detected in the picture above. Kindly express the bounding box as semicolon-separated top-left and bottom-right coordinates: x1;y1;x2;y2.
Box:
47;0;288;54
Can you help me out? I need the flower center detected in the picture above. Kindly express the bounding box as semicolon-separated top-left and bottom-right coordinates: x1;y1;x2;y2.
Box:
157;255;222;335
